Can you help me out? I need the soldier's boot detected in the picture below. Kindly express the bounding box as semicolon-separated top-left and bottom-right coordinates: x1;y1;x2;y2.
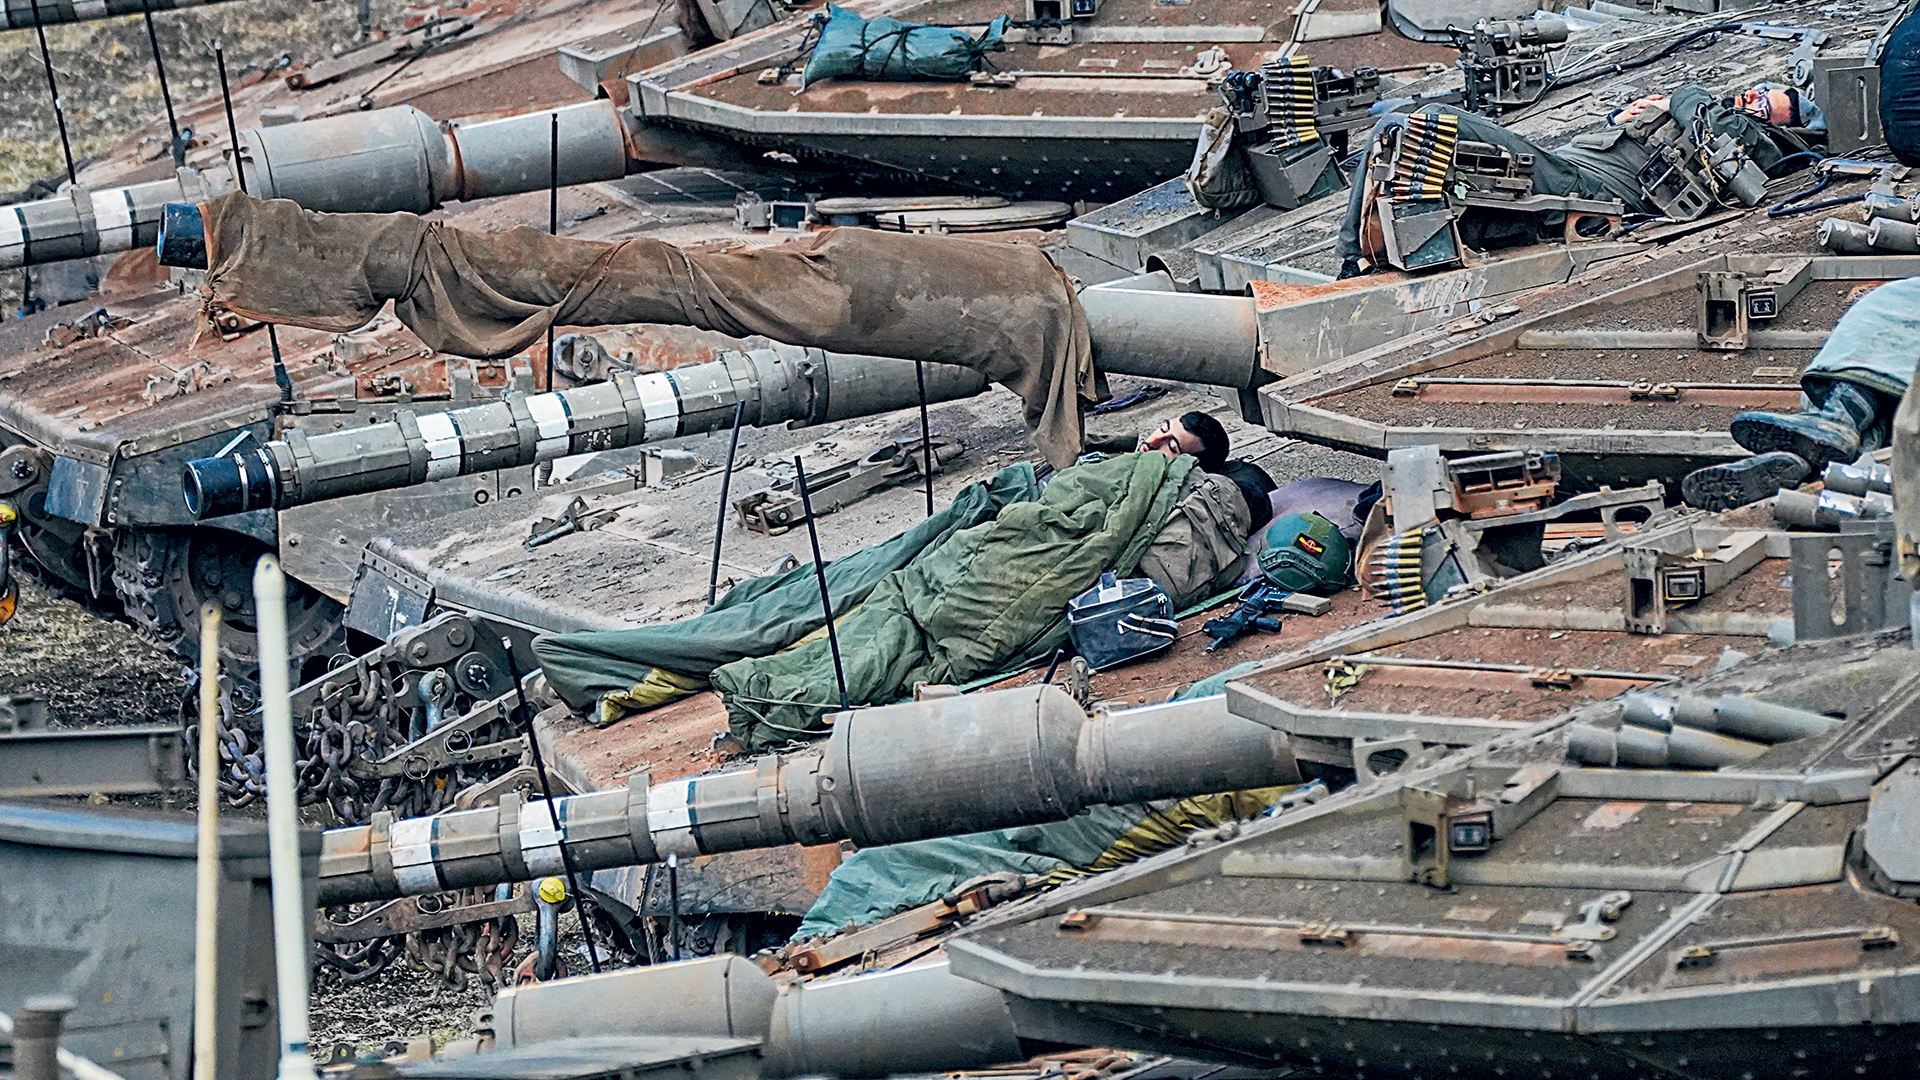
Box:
1681;451;1812;511
1727;380;1884;474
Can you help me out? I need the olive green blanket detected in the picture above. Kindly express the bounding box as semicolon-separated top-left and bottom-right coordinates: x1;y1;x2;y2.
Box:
713;452;1196;750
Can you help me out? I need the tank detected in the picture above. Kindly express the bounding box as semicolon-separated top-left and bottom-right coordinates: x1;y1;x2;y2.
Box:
7;0;1920;1056
429;377;1920;1079
0;0;692;686
0;0;1350;680
0;0;1773;673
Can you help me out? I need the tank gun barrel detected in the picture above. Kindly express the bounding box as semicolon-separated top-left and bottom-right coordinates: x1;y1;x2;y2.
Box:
0;0;243;30
2;101;629;270
183;344;991;518
316;685;1299;907
180;289;1262;517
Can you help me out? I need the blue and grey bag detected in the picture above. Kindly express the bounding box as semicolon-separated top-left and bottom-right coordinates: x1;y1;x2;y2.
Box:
1067;572;1178;671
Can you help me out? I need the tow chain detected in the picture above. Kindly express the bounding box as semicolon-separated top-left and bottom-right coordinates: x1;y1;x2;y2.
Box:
184;612;546;986
184;613;524;814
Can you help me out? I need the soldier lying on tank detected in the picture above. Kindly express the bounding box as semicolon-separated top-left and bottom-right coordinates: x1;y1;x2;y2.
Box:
1334;82;1799;279
1086;409;1275;531
1131;410;1231;473
1681;277;1920;510
1121;407;1283;513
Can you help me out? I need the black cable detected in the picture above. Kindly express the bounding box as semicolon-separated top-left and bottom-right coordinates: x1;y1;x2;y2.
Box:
707;401;746;607
1766;150;1825;178
666;855;681;961
29;0;75;185
1041;647;1066;684
140;0;183;167
215;45;296;408
795;456;852;711
545;112;558;394
1550;24;1741;92
1769;187;1865;217
501;636;603;974
914;361;934;517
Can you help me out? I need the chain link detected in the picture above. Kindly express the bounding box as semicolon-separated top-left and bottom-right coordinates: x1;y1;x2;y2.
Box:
186;649;526;986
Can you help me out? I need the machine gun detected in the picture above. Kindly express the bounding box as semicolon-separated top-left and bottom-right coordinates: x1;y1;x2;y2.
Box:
1368;117;1628;273
1456;16;1567;114
1202;581;1331;651
1219;58;1390;208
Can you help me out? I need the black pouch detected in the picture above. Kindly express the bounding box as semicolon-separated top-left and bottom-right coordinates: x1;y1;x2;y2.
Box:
1066;572;1178;671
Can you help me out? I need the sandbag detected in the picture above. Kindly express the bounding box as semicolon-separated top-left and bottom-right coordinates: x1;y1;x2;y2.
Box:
801;5;1008;89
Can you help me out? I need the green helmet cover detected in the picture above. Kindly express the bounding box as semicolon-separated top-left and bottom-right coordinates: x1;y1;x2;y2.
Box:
1258;512;1353;593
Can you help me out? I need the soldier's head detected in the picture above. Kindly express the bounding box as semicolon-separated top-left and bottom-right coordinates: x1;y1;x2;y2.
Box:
1139;411;1229;473
1734;83;1821;128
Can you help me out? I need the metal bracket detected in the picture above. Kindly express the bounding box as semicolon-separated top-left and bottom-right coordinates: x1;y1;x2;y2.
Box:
526;495;621;549
1625;528;1768;634
313;889;534;944
736;437;963;535
349;690;529;782
1557;890;1632;942
1790;519;1908;640
1697;270;1751;350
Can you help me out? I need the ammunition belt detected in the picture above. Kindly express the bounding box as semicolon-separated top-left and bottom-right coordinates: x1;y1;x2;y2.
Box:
1383;112;1459;202
1262;55;1322;150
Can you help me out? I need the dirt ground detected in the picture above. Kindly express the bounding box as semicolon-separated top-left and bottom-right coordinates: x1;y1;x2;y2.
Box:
0;578;189;725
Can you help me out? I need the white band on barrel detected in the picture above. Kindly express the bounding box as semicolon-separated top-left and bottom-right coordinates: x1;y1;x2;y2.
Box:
635;373;680;443
416;412;462;481
388;816;444;895
519;801;568;877
527;393;571;461
90;188;134;254
646;780;699;858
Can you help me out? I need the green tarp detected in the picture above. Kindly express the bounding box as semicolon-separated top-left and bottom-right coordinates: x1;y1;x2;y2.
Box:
533;464;1041;714
712;452;1197;751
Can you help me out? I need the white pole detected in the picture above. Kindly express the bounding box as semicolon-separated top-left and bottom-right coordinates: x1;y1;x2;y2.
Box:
254;556;319;1080
193;604;223;1080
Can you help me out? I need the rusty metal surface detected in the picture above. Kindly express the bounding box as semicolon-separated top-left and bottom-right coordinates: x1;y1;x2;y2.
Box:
972;875;1696;997
1475;797;1766;869
690;36;1270;119
1615;882;1920;996
1308;344;1813;438
773;885;996;974
1386;379;1805;410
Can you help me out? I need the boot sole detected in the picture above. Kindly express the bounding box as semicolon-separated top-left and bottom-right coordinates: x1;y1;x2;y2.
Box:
1728;416;1857;473
1682;452;1810;511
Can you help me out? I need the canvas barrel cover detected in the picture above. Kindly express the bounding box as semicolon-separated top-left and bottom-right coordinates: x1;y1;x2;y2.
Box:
198;193;1102;469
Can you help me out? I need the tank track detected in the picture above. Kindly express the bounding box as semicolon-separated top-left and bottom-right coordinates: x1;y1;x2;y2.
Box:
112;528;189;653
